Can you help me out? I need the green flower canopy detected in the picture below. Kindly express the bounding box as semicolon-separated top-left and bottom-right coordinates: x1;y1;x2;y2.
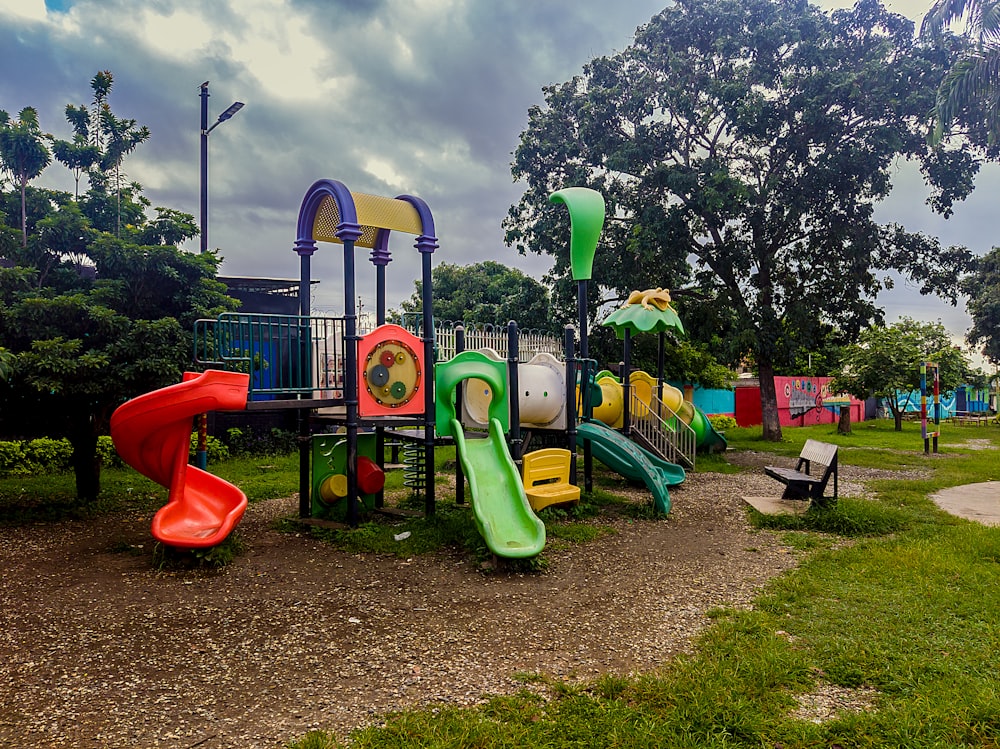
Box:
602;288;685;339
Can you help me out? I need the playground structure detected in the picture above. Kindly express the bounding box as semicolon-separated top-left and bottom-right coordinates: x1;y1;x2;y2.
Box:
111;180;727;558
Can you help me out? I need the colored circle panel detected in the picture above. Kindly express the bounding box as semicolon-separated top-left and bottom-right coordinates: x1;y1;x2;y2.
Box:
363;339;421;408
370;364;390;386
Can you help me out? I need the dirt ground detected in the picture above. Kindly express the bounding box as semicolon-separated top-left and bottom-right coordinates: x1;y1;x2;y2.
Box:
0;455;808;749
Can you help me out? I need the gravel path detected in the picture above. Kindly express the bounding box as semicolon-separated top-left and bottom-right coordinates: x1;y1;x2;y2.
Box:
0;456;884;748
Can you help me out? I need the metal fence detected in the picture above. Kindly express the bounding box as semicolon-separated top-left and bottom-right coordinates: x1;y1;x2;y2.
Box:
429;320;563;362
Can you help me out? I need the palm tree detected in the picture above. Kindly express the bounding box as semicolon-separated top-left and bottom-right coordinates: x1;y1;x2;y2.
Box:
52;104;101;199
922;0;1000;142
0;107;52;247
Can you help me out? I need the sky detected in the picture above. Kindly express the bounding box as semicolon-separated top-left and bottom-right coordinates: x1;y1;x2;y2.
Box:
1;0;996;365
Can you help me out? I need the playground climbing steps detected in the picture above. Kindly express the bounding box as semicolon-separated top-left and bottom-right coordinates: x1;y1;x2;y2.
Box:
628;387;697;469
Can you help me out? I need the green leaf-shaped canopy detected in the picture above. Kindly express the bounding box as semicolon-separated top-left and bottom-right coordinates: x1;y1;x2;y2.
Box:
603;289;685;339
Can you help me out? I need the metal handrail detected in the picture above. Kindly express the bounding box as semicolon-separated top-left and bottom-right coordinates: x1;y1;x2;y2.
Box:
193;313;348;400
629;388;696;469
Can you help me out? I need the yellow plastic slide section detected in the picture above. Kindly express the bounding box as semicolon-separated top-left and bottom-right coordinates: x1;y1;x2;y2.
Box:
659;382;685;413
590;372;686;428
591;376;624;428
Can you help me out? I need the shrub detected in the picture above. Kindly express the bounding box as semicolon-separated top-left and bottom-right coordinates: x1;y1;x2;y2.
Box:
222;426;297;456
224;427;252;455
709;414;738;431
188;432;230;463
0;441;29;477
24;438;73;473
0;436;125;477
97;435;124;468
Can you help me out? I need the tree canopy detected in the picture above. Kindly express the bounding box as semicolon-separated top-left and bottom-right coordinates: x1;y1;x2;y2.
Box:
962;246;1000;364
505;0;982;440
398;260;552;330
922;0;1000;146
0;107;52;247
831;318;976;430
0;72;236;502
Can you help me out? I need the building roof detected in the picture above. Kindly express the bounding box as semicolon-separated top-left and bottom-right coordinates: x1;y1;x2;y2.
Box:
218;276;318;298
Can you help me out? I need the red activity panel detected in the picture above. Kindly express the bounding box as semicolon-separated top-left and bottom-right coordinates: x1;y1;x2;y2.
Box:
358;324;425;416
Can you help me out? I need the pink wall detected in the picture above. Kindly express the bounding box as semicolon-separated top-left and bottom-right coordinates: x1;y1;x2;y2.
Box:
735;377;864;427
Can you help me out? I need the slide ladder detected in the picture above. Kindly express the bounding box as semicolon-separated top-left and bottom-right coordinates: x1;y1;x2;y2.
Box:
628;388;697;469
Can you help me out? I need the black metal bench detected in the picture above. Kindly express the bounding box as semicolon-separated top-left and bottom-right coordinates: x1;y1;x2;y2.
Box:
764;439;838;504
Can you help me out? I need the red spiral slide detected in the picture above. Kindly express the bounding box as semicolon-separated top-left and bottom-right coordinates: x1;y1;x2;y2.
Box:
111;370;251;548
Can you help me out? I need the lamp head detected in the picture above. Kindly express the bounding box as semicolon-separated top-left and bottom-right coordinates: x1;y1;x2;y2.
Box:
217;101;244;122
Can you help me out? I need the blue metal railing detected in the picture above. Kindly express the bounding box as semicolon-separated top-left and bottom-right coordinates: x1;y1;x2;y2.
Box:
194;313;348;400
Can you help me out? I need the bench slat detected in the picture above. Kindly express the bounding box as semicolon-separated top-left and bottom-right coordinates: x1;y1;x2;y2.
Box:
800;439;837;467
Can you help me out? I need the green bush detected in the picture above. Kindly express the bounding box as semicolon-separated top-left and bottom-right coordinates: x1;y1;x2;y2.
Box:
221;426;297;456
24;438;73;473
188;432;230;463
97;435;124;468
0;436;124;477
0;441;29;476
709;414;737;431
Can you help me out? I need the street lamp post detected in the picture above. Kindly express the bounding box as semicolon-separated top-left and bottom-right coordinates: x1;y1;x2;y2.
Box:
199;81;244;253
196;82;244;470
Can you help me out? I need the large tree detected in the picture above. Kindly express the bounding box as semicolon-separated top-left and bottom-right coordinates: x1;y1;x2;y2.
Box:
505;0;980;440
0;72;236;502
398;260;553;331
0;222;236;502
831;318;976;431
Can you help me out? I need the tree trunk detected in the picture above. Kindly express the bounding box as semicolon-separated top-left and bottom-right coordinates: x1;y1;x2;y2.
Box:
837;406;852;435
20;181;28;247
69;412;101;502
758;360;783;441
890;402;903;432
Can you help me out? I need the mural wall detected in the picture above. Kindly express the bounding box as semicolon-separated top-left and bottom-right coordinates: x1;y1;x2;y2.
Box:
735;377;864;427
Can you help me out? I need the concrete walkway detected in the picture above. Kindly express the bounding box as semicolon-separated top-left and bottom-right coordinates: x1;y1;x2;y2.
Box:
746;483;1000;527
931;482;1000;527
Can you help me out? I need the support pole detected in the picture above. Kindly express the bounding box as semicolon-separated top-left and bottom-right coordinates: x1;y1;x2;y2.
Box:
623;328;632;437
578;279;592;492
418;243;437;516
455;324;466;505
565;325;577;486
344;239;360;525
507;321;521;460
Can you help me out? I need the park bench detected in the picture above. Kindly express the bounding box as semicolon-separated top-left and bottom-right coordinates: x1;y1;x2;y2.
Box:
949;411;991;426
763;439;838;504
522;448;581;511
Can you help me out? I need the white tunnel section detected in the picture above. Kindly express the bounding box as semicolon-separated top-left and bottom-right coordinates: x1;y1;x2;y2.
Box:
461;350;567;431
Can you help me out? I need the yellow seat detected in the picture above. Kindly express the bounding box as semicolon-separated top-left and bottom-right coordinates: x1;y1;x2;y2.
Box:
522;448;581;511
